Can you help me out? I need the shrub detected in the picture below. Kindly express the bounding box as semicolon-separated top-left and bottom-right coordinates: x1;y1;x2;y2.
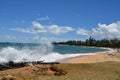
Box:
1;77;7;80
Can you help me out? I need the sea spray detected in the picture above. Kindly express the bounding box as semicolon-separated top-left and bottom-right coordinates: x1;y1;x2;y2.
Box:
0;42;109;63
0;43;54;63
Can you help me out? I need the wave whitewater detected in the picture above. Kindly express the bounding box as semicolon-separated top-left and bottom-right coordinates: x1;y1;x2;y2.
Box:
0;42;110;63
0;47;90;63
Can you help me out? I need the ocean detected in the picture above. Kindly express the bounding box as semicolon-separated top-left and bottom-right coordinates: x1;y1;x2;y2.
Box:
0;42;110;63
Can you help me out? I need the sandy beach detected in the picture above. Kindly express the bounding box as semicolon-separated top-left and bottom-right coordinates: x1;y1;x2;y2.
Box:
0;49;120;80
68;49;120;63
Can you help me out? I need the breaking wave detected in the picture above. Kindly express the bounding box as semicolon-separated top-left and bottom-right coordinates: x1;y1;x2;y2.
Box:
0;43;53;63
0;42;110;63
0;46;88;63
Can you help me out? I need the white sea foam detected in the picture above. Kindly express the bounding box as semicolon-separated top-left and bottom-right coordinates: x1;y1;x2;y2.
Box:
40;53;89;62
0;43;54;63
97;47;114;53
0;45;95;63
0;43;110;63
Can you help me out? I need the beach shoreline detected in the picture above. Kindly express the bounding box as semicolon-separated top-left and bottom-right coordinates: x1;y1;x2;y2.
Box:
0;48;120;80
57;47;113;63
66;48;120;63
56;47;111;63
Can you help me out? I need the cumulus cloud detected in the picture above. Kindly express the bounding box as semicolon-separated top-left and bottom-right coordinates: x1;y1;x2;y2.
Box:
12;21;74;34
92;21;120;38
77;21;120;39
48;25;74;34
11;22;47;34
32;21;44;29
76;28;90;36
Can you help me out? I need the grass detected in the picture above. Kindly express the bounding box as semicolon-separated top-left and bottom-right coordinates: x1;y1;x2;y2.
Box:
1;77;15;80
1;62;120;80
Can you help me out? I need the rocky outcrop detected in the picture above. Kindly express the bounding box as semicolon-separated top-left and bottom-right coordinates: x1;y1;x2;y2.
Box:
0;61;59;71
28;65;67;76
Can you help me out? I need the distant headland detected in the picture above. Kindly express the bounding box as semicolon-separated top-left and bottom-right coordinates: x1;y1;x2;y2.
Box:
53;36;120;48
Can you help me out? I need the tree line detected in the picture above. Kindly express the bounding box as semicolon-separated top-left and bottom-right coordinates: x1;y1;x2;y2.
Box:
52;37;120;48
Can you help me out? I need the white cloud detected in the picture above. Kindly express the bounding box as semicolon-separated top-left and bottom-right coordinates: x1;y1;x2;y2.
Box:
76;28;90;36
12;28;32;33
33;35;40;40
31;21;47;33
48;25;74;34
32;21;44;29
33;36;56;43
12;21;74;34
36;16;50;21
0;35;35;42
77;21;120;39
92;21;120;38
0;35;17;42
11;21;47;34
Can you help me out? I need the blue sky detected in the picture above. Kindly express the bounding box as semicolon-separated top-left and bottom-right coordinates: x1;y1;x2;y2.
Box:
0;0;120;42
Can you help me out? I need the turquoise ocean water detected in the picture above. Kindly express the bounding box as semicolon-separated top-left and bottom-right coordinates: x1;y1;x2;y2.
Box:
0;42;110;63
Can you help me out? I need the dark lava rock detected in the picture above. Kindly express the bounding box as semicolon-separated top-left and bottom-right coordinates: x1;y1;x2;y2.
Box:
0;61;59;71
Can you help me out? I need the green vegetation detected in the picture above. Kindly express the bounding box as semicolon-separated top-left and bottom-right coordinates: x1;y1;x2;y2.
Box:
1;77;15;80
1;77;7;80
53;37;120;48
